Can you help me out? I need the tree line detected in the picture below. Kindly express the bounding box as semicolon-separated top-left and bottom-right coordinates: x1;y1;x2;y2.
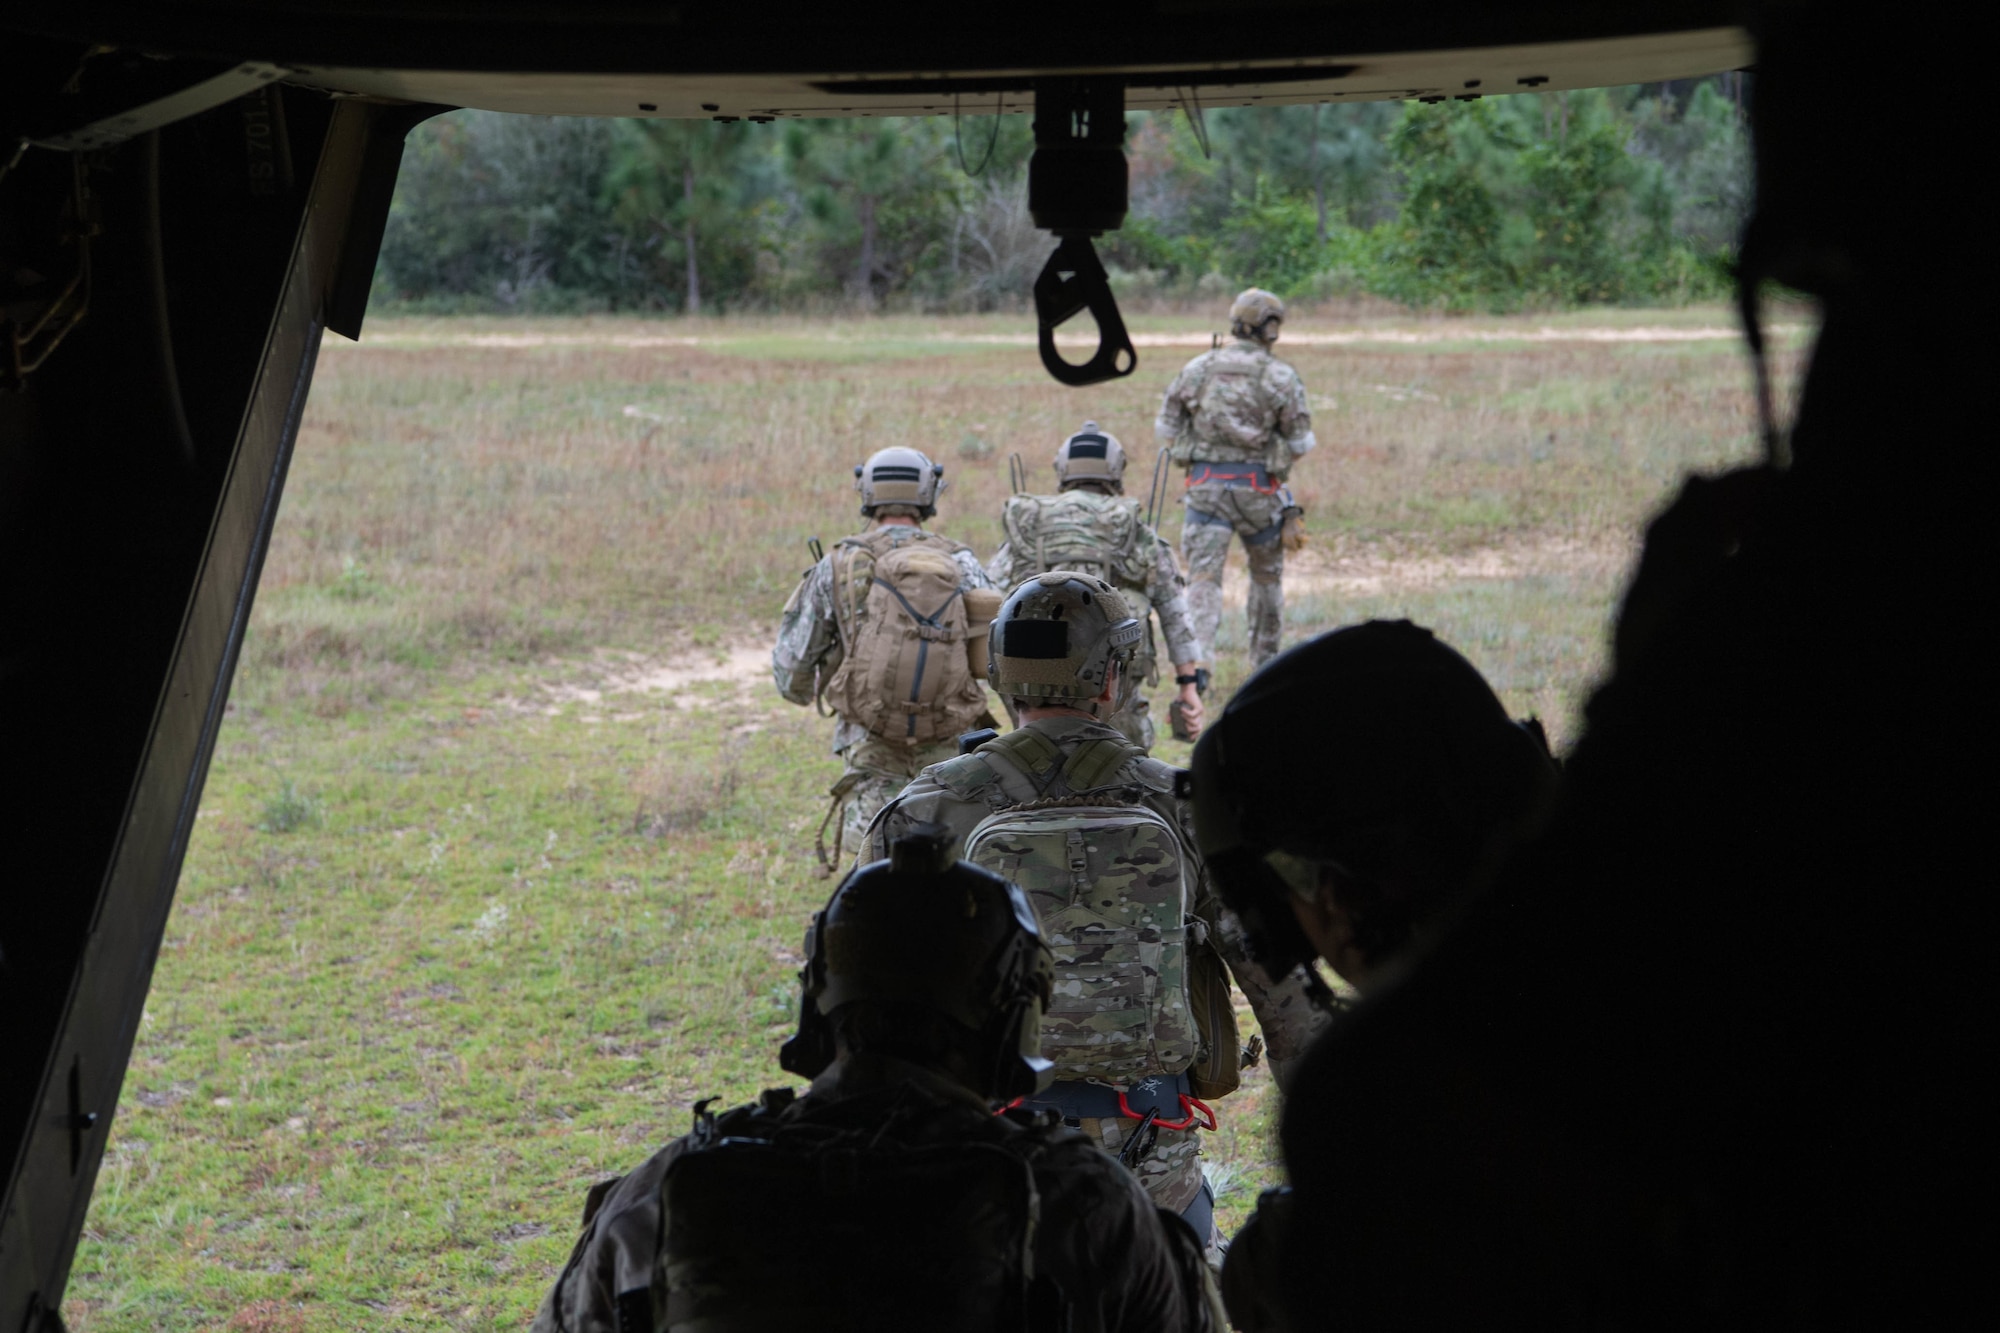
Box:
374;78;1749;315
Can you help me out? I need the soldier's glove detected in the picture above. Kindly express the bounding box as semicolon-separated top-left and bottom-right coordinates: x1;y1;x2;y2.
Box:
1281;507;1307;554
1278;486;1307;553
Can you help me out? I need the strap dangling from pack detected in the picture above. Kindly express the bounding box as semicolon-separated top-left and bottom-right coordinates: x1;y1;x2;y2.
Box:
815;771;864;877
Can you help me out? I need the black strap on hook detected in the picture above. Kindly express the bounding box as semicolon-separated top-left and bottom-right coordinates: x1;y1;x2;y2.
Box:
1176;85;1212;159
1734;214;1791;470
953;91;1002;177
1033;234;1136;386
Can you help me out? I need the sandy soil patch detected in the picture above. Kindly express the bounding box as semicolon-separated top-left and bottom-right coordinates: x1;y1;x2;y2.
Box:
495;639;778;720
1224;533;1634;605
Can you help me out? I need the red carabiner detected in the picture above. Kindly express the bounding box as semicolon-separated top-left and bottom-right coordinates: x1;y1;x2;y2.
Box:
1117;1091;1218;1132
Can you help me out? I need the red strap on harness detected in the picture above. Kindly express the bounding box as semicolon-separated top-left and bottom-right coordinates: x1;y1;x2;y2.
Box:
1116;1090;1217;1132
992;1096;1025;1116
1185;463;1280;494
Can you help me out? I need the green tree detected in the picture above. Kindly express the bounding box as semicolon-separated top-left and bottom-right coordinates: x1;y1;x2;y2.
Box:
1375;101;1515;309
784;120;955;308
1519;92;1635;303
606;120;758;313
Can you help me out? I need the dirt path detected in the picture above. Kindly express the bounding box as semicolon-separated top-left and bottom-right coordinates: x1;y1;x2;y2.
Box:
494;536;1626;716
1224;533;1633;605
493;641;776;723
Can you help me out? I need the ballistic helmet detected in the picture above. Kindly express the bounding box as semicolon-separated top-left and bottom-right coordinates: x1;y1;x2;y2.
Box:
855;446;946;518
1229;288;1286;344
987;571;1145;714
1187;620;1557;978
779;827;1054;1103
1054;421;1128;489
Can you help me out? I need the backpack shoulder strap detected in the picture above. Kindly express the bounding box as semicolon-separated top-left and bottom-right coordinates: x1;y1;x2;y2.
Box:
981;726;1065;778
1060;737;1148;792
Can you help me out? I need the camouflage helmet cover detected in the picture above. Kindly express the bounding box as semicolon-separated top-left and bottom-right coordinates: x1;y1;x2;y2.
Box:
780;828;1055;1101
855;445;946;515
988;571;1145;705
1229;287;1286;342
1054;420;1128;486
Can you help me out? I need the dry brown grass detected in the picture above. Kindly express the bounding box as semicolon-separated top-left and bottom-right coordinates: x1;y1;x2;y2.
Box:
266;308;1799;733
69;309;1809;1330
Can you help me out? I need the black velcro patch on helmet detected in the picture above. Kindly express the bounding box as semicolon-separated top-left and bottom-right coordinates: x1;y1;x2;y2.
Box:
872;465;923;482
1004;619;1070;658
1067;437;1109;459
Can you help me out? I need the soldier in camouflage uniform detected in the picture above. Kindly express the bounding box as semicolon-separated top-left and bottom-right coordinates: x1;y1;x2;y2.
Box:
1155;289;1318;668
773;447;999;869
988;421;1207;749
533;829;1218;1332
868;575;1333;1252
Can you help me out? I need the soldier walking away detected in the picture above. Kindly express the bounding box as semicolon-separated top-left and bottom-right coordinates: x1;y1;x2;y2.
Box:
988;421;1207;748
532;828;1220;1333
1155;289;1317;668
1179;621;1558;1333
773;446;1002;872
869;575;1334;1258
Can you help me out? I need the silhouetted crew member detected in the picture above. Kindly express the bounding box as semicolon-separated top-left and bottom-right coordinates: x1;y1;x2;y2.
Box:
1182;621;1557;1332
1155;289;1316;668
531;829;1218;1333
774;447;1000;870
988;421;1207;748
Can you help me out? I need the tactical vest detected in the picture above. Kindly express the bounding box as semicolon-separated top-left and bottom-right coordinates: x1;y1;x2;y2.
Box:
823;526;988;747
999;491;1145;588
1169;341;1293;476
938;727;1240;1093
658;1095;1063;1333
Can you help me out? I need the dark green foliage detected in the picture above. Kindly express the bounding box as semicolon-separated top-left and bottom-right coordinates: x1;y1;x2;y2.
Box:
1375;102;1516;309
374;81;1748;315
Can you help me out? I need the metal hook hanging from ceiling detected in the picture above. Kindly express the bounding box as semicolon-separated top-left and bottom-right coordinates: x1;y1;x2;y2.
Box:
1026;75;1137;387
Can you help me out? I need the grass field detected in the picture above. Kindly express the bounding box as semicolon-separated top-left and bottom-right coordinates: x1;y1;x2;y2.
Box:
64;308;1803;1331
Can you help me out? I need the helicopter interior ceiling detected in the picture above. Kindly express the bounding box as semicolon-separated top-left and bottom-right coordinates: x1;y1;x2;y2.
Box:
284;26;1752;119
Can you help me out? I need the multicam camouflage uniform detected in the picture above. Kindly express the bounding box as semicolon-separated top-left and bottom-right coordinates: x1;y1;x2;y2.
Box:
867;714;1331;1233
773;523;996;858
1155;334;1316;668
987;493;1203;750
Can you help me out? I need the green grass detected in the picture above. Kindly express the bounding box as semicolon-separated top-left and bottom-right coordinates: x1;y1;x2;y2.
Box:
64;308;1798;1330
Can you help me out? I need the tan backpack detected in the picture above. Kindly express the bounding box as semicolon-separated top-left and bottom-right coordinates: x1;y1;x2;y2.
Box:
823;528;989;747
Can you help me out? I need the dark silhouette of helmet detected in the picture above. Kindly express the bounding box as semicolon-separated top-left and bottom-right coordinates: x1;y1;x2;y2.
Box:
780;827;1054;1102
1187;620;1557;978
